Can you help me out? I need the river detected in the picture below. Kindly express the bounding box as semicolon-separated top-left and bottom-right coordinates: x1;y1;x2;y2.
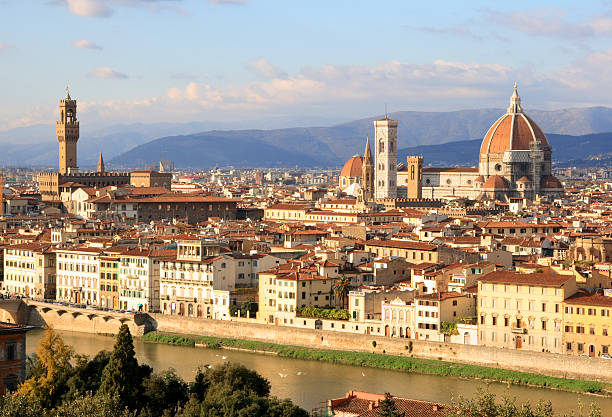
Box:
26;329;612;415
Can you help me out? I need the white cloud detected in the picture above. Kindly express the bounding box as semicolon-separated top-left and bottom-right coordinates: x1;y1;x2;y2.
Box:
487;8;612;40
247;58;288;79
59;0;244;17
89;67;129;79
10;50;612;129
72;39;103;50
66;0;114;17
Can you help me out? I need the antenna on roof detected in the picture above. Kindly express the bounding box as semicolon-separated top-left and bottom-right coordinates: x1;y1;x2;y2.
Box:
385;103;388;119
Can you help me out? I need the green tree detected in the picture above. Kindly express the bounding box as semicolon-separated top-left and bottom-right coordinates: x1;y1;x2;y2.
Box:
54;393;136;417
141;370;188;417
333;276;351;309
377;393;405;417
0;393;44;417
203;362;270;397
64;350;111;401
98;324;151;409
17;328;75;408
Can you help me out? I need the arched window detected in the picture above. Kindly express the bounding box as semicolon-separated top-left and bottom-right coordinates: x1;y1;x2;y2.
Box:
410;165;415;180
379;139;384;153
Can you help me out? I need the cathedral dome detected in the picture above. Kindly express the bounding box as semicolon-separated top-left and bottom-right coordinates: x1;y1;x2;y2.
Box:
479;84;550;156
340;155;363;178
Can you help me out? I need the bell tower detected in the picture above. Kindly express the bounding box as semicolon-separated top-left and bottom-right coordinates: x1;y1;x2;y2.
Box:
57;86;79;175
406;156;423;199
362;136;374;201
374;116;398;199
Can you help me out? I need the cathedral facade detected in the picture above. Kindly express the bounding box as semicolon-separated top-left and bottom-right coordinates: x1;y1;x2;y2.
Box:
339;85;564;202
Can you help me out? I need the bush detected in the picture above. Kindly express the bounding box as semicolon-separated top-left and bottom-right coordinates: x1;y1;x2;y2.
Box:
296;306;349;320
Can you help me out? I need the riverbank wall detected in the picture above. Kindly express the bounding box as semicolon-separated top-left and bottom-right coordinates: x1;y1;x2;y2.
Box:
5;300;612;383
150;314;612;384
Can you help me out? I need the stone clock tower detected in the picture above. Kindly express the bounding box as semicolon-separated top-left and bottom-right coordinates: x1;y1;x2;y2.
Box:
57;86;79;174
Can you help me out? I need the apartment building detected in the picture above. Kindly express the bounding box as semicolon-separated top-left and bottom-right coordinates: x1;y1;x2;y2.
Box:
159;240;224;318
477;271;577;353
99;254;120;309
563;291;612;357
118;249;161;312
3;243;55;299
414;292;475;341
55;247;102;305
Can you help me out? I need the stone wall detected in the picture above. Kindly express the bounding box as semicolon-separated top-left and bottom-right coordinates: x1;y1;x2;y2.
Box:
151;314;612;383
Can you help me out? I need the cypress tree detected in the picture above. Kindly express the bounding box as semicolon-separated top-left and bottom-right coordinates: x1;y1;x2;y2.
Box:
98;324;143;409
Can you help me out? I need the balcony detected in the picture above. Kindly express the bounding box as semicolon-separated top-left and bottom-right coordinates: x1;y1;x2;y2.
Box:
511;327;526;334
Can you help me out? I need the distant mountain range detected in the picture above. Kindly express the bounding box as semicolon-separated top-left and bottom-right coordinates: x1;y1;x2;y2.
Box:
398;132;612;168
5;106;612;168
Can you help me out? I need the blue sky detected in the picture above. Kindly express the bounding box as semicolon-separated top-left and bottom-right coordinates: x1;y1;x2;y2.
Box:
3;0;612;129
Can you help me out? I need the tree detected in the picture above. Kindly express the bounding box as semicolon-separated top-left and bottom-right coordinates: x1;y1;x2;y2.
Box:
98;324;151;409
0;393;44;417
53;393;136;417
377;393;405;417
17;327;76;408
333;276;351;309
141;370;188;417
203;362;270;397
64;350;111;401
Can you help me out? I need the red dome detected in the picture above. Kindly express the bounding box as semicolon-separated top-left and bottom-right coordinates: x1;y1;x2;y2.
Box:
340;155;363;178
480;113;549;155
480;85;550;156
482;175;510;189
516;176;531;183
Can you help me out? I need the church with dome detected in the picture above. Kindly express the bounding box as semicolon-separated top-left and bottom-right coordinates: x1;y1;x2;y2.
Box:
339;84;564;202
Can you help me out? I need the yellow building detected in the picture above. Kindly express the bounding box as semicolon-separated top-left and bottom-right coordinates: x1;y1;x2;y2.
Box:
99;255;120;309
257;265;335;325
563;291;612;357
477;271;577;353
364;240;439;264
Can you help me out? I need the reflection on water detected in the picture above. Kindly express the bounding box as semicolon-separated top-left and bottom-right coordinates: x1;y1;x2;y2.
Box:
26;329;612;414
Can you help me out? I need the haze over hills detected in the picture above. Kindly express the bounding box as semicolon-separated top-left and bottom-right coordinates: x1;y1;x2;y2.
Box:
5;106;612;168
398;132;612;168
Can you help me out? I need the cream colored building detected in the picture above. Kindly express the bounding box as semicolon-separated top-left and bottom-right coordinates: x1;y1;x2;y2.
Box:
3;243;55;299
477;271;577;353
55;247;102;305
118;249;161;312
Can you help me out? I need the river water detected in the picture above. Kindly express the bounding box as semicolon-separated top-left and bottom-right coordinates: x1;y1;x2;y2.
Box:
26;329;612;415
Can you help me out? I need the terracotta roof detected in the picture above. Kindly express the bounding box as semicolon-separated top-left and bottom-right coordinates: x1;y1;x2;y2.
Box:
516;176;531;183
482;175;510;190
565;292;612;307
480;111;550;156
365;239;437;251
540;175;563;190
478;270;571;287
331;391;447;417
340;155;363;178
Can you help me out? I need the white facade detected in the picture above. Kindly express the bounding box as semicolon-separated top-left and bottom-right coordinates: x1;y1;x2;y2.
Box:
118;253;160;312
55;248;101;305
374;118;398;199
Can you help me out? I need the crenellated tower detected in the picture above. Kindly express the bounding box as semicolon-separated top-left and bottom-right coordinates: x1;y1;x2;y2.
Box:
57;86;79;175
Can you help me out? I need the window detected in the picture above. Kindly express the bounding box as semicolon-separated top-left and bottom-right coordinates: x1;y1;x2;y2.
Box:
492;316;497;326
541;320;547;330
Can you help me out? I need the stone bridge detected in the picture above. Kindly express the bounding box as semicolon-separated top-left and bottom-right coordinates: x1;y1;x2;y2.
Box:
0;299;153;336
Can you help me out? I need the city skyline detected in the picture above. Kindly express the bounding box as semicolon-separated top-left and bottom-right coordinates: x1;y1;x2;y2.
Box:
4;1;612;130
